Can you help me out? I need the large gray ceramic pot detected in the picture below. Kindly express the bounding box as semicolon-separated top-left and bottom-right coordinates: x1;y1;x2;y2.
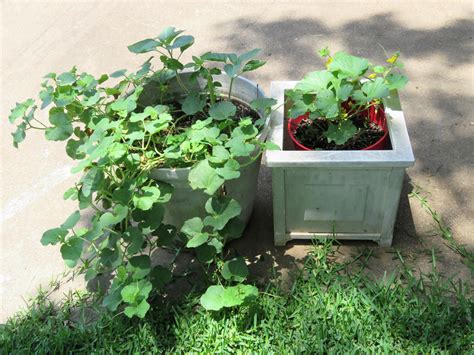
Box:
142;73;270;230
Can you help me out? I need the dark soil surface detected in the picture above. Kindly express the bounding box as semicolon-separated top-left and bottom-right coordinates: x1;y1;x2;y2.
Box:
173;98;260;129
293;114;384;150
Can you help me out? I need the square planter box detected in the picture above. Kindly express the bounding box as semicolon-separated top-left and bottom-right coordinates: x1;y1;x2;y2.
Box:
265;81;415;247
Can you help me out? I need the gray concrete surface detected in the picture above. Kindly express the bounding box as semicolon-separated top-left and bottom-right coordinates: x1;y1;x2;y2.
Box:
1;1;473;322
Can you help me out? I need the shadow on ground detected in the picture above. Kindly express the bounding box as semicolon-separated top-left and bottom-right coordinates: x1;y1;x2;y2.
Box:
218;13;473;284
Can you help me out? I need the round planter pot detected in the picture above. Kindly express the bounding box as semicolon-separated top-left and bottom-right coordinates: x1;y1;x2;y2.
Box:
288;105;389;151
147;74;270;230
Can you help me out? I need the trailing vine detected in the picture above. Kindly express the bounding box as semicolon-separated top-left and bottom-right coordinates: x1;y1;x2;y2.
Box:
8;27;277;317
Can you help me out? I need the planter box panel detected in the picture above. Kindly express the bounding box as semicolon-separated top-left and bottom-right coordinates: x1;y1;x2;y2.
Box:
284;168;390;234
266;81;414;247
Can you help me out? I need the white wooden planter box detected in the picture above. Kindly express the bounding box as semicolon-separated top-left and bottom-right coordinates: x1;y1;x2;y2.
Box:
265;81;415;247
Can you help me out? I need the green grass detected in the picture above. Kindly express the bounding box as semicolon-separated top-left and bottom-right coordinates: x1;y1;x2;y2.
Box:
1;242;472;354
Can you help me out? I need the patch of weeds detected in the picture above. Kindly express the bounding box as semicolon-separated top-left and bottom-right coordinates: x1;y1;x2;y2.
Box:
410;183;474;272
1;241;472;353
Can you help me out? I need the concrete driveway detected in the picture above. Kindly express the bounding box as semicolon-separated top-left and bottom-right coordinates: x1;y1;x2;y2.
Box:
1;0;473;322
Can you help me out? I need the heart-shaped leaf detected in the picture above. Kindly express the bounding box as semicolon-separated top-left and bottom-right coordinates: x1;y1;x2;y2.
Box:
204;196;241;231
209;101;236;120
188;160;224;195
221;256;248;282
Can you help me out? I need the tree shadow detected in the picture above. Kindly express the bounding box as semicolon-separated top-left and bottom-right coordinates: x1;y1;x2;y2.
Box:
218;12;473;281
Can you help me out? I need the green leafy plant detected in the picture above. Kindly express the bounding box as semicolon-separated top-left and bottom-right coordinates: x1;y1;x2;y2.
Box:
287;47;408;146
7;26;277;317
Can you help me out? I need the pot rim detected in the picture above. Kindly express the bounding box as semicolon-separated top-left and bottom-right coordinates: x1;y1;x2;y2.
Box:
151;75;270;176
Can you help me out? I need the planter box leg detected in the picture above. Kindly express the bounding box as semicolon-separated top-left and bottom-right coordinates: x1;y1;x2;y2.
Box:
378;168;405;247
274;233;290;246
272;168;289;247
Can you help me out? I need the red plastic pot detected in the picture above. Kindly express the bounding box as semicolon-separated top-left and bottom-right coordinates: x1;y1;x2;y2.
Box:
287;105;389;151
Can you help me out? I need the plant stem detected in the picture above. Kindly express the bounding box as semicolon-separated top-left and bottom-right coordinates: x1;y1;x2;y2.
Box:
227;77;234;100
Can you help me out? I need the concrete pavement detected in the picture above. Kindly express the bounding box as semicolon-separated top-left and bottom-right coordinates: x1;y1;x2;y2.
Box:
1;0;473;322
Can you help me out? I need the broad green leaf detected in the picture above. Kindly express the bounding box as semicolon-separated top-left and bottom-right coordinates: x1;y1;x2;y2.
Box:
157;26;183;42
196;243;218;264
60;237;84;268
203;196;241;231
136;61;152;78
98;204;128;229
200;285;225;311
124;299;150;319
188;160;224;195
12;124;26;148
144;113;171;134
81;168;103;197
57;72;76;85
60;210;80;230
132;186;161;211
222;284;258;307
103;287;123;312
385;73;408;90
41;227;67;246
8;99;35;123
295;70;334;93
200;284;258;310
243;60;266;73
232;120;258;139
224;63;241;78
188;126;220;144
126;131;145;143
208;145;230;164
81;91;100;106
361;77;390;101
209;101;236;120
130;112;149;122
181;92;205;115
181;217;203;237
336;84;353;101
110;69;127;78
185;233;209;250
216;159;241;180
170;35;194;51
221;256;248;282
264;141;280;151
128;255;151;280
63;187;78;201
45;108;73;141
225;138;255;157
39;87;54;109
66;138;85;160
110;96;137;117
100;247;121;268
112;183;133;205
107;142;127;161
98;73;109;83
328;51;369;78
123;226;144;255
182;217;209;248
121;283;140;304
325;120;357;145
134;203;164;231
250;98;277;111
201;52;230;62
128;38;159;53
221;218;245;241
316;89;339;119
